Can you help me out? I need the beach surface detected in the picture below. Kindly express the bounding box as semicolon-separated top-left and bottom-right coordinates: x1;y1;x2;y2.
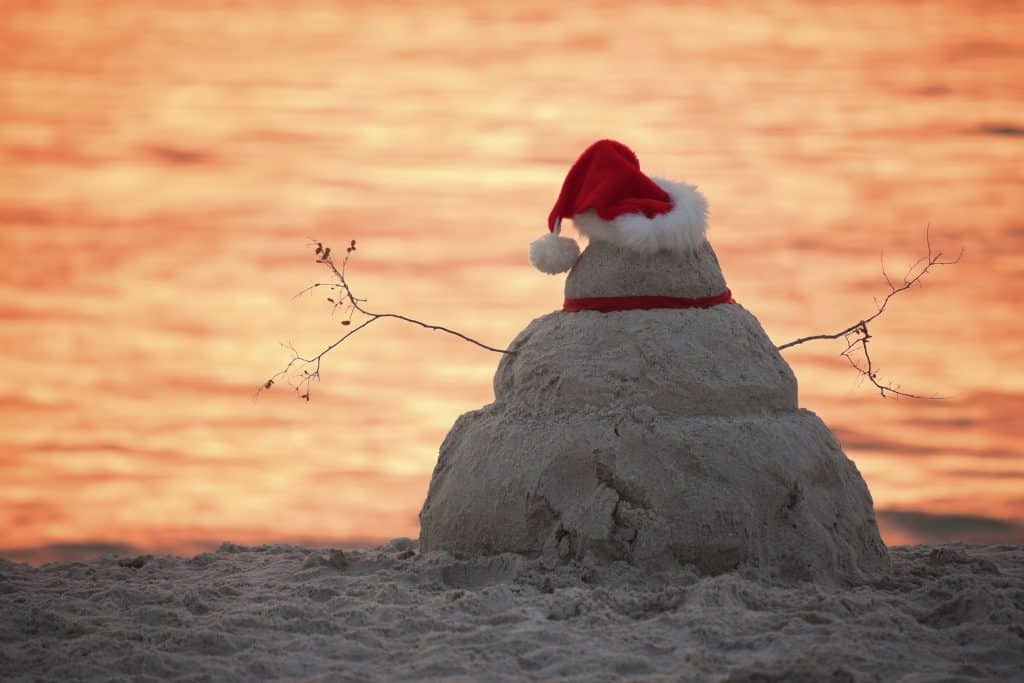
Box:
2;541;1022;681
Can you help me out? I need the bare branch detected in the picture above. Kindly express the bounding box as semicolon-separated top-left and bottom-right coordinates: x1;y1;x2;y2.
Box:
260;240;512;401
778;227;963;399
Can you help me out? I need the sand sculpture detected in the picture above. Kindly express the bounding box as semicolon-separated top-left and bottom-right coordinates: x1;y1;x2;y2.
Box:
419;140;890;583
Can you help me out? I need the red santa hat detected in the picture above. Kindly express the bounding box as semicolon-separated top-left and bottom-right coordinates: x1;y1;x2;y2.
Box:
529;139;709;274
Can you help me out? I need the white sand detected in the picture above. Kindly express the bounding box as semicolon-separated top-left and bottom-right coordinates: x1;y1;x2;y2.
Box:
2;540;1021;681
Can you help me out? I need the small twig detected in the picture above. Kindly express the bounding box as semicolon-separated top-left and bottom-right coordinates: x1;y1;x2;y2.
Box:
259;240;512;401
778;227;963;399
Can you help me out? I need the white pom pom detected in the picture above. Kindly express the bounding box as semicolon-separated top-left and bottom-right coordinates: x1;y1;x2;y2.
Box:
529;233;580;274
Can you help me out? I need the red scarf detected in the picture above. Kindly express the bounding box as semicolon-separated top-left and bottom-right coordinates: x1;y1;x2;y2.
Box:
564;289;735;313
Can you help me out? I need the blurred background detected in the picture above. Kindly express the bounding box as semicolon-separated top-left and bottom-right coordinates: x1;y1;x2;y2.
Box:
1;0;1022;563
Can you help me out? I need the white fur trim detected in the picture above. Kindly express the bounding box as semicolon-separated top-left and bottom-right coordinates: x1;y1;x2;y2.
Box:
529;232;580;274
571;177;708;254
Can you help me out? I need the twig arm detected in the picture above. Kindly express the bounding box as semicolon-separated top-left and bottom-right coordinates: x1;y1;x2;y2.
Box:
778;322;864;351
776;227;962;399
260;239;511;401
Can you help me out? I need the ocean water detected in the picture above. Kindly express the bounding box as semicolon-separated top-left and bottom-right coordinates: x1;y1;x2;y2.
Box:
1;0;1022;561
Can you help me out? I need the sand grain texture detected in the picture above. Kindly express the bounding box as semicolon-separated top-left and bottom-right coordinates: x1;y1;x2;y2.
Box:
1;542;1022;681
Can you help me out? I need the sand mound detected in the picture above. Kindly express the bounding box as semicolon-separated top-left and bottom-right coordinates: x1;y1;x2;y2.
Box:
2;542;1021;681
420;241;889;583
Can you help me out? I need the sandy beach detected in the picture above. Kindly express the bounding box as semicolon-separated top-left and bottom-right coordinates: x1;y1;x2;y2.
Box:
2;541;1021;681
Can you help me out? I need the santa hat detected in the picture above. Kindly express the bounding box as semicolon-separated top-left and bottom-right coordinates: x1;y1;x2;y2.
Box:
529;139;709;274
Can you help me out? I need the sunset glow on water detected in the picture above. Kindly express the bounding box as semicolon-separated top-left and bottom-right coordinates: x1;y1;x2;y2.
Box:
1;1;1023;562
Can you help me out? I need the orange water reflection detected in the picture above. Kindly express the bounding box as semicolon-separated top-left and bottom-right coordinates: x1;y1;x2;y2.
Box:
2;1;1023;562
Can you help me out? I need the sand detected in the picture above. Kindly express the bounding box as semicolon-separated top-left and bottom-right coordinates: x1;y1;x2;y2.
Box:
2;541;1022;681
563;240;728;299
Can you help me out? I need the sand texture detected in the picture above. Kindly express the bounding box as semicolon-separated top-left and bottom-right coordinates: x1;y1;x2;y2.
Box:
421;241;889;583
564;240;728;299
1;541;1022;681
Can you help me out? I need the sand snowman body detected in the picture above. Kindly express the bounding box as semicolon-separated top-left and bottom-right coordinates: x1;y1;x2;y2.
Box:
419;239;890;583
